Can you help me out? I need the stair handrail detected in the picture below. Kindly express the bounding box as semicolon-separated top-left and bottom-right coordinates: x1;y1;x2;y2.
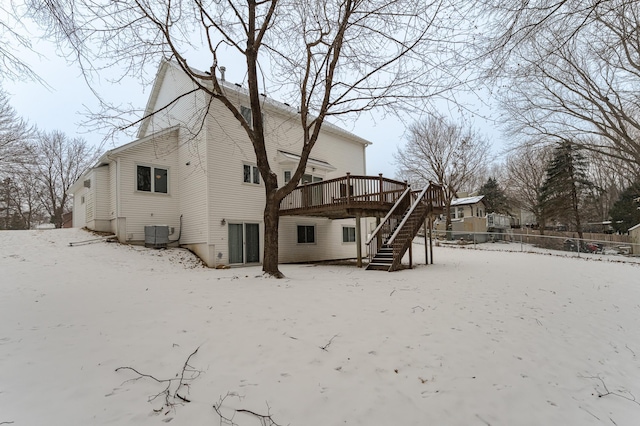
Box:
365;186;412;245
387;184;430;245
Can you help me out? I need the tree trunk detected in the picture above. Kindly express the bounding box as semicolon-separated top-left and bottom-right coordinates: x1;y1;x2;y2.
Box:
262;187;284;278
571;183;583;240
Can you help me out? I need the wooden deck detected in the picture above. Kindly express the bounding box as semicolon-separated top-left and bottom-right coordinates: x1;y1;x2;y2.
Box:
279;174;411;219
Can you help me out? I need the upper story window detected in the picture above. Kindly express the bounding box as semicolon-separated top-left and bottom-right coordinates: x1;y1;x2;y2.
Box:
241;106;253;129
243;164;260;185
137;165;168;194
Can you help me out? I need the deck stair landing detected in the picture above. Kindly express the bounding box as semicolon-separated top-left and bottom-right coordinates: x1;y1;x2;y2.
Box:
366;183;444;271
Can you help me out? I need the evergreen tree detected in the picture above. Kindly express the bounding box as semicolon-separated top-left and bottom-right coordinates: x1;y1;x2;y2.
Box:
538;141;594;239
478;177;509;214
609;181;640;233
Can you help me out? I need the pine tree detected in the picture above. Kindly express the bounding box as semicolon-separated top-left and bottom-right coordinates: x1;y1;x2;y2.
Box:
478;177;509;214
538;141;593;239
609;181;640;233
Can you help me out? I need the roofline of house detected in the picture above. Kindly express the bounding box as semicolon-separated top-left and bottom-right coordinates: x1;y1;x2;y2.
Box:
451;195;485;206
68;126;180;195
137;60;372;147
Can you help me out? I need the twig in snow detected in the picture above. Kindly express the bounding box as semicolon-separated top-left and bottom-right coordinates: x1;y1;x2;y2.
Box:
412;305;425;313
625;344;636;358
213;394;282;426
475;414;491;425
582;375;640;406
0;422;15;425
320;334;339;351
116;346;201;413
390;288;396;296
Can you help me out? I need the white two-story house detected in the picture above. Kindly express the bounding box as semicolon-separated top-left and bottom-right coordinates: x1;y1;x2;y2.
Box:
70;60;374;267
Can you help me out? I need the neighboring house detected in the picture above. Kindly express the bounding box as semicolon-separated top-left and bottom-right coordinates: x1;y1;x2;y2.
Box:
449;195;486;220
435;195;512;241
630;223;640;255
69;60;374;267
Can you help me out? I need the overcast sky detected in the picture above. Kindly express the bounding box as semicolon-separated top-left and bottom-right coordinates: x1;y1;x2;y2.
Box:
2;24;505;179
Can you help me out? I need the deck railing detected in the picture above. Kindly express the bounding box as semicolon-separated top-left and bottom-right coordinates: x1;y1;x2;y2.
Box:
279;173;409;214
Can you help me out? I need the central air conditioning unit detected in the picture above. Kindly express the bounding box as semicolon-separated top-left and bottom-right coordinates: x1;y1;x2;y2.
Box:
144;225;170;248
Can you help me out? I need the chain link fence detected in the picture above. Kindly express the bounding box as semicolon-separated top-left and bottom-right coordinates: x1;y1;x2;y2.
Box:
431;229;640;264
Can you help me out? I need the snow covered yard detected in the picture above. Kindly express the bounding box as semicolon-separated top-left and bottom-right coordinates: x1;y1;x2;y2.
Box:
1;228;639;425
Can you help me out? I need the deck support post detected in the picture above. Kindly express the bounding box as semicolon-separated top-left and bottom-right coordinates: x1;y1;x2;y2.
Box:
429;217;434;264
424;217;429;265
409;238;413;269
356;213;362;268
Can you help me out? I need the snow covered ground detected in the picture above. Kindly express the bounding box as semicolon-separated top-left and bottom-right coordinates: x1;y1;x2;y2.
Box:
1;228;639;425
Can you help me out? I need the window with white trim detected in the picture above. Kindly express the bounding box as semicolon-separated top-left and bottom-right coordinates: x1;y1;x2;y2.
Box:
241;106;253;129
243;164;260;185
342;226;356;243
297;225;315;244
137;165;168;194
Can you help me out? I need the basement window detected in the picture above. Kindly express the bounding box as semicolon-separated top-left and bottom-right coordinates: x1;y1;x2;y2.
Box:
297;225;315;244
342;226;356;243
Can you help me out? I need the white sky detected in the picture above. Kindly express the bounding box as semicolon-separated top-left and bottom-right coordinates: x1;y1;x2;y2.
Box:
2;25;506;179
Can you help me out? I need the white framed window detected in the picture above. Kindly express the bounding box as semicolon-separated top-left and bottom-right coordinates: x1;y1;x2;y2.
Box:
241;106;253;129
240;106;264;130
342;226;356;243
302;173;323;184
80;196;85;204
284;170;292;184
297;225;315;244
137;165;168;194
243;164;260;185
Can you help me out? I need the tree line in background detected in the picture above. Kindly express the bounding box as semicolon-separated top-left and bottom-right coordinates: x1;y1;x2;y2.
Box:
0;89;96;229
395;0;640;236
396;115;640;236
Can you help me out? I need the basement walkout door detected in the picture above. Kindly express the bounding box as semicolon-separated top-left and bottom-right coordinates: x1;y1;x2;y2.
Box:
228;223;260;264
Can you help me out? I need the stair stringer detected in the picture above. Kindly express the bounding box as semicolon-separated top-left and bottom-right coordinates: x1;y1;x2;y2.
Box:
388;202;432;271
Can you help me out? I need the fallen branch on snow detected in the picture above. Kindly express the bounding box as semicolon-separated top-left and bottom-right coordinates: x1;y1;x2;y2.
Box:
582;375;640;407
213;393;282;426
320;334;339;351
116;346;201;414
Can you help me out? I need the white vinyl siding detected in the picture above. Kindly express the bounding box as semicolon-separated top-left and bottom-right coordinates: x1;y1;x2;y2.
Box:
116;130;180;242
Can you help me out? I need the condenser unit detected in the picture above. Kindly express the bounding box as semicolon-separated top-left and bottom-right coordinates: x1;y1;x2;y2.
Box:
144;225;169;248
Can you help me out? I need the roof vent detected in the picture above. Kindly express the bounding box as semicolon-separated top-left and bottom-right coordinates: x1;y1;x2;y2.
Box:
84;179;91;188
220;66;226;81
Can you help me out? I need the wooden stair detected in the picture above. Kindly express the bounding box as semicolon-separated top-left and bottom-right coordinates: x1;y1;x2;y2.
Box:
366;183;443;272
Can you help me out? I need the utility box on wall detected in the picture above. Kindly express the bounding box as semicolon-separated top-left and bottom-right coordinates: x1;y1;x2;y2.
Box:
144;225;170;248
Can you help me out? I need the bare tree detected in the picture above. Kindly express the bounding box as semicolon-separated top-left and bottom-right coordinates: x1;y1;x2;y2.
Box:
476;0;640;170
0;3;44;82
28;0;463;277
30;130;96;228
395;114;489;229
1;171;45;229
505;143;552;231
0;89;33;175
